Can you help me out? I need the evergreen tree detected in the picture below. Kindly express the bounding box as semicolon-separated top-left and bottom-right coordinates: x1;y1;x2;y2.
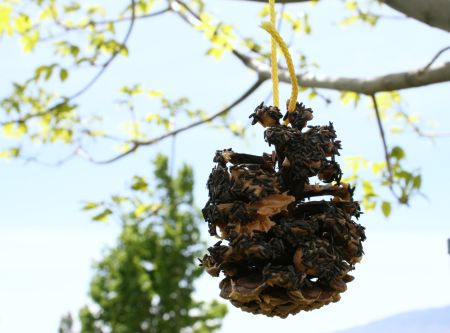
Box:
76;154;227;333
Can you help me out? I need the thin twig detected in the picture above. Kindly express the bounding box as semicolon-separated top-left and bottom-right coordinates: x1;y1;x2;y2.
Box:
86;77;266;164
371;94;398;200
312;89;331;104
174;0;201;20
420;46;450;73
91;7;170;26
395;106;450;139
68;0;137;100
20;148;78;167
38;8;170;42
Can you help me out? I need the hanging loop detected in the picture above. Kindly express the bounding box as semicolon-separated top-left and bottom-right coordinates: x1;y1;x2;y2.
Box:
261;21;299;115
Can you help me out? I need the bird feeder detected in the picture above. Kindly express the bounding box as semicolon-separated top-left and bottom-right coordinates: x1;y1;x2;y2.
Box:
200;102;366;318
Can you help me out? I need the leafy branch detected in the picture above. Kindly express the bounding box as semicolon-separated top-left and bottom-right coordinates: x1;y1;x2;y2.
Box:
82;77;266;164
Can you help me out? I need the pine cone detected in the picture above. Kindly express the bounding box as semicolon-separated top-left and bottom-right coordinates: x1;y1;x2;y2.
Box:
200;102;365;318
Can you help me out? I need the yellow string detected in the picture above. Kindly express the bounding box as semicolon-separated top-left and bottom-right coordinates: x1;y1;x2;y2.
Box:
261;21;299;118
269;0;279;108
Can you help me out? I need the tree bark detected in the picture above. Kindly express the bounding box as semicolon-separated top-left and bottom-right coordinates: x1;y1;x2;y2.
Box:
232;0;450;33
383;0;450;32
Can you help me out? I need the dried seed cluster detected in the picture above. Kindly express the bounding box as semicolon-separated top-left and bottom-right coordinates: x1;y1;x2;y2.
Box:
201;102;366;318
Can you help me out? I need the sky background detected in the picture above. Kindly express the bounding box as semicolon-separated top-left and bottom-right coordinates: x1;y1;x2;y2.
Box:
1;0;450;332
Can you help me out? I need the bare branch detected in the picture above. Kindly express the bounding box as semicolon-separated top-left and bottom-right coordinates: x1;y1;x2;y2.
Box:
85;78;266;164
395;107;450;139
19;149;78;167
234;51;450;94
90;7;170;26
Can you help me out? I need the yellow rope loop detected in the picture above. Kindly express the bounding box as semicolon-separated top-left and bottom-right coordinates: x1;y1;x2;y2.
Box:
269;0;279;108
261;21;299;118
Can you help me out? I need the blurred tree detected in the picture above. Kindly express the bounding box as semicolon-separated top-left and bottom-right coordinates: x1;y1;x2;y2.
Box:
59;313;74;333
71;154;227;333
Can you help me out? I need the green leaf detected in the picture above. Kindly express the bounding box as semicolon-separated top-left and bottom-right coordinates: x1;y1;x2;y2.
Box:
340;91;360;107
92;208;112;222
374;91;400;112
3;122;27;139
131;176;148;192
229;121;245;137
63;3;81;13
308;90;317;100
362;180;376;197
371;161;385;175
381;201;391;217
397;170;412;183
338;15;359;27
0;4;14;36
20;30;39;53
44;64;54;80
59;68;69;81
345;0;358;10
147;90;164;98
390;126;403;134
134;203;150;218
366;15;378;26
106;22;115;33
258;4;270;17
362;198;376;211
412;175;422;189
14;13;32;33
111;195;128;204
0;147;20;159
70;45;80;57
206;47;224;60
82;202;99;210
50;128;73;143
390;146;406;160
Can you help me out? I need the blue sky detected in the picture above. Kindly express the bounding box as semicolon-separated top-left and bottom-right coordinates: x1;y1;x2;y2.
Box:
1;0;450;332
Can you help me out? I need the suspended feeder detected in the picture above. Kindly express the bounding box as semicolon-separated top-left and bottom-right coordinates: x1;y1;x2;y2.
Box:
200;3;365;318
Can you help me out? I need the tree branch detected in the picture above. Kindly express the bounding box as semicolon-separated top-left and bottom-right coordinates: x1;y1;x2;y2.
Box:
371;94;392;181
173;0;450;94
382;0;450;33
1;0;138;127
86;77;266;164
371;94;399;201
234;51;450;94
227;0;450;32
